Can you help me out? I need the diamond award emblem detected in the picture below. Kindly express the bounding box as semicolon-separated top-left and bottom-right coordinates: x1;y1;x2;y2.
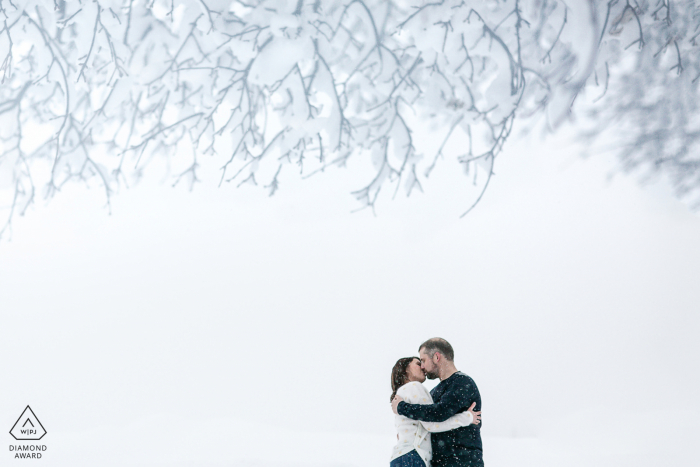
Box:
10;406;47;440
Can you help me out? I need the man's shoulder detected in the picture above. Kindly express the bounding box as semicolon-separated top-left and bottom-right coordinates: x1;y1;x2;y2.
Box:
454;372;475;382
447;372;478;389
444;371;470;383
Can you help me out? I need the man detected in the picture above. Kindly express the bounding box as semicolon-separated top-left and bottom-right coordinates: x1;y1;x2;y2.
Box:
391;338;483;467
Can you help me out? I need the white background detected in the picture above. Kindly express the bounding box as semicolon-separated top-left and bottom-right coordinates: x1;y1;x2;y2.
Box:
1;122;699;466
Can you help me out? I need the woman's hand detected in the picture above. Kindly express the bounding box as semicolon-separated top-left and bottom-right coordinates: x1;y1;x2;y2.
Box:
467;402;481;425
391;395;404;414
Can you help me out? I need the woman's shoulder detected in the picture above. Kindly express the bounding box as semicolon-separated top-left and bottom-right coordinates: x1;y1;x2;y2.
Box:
397;381;428;396
403;381;424;387
398;381;432;404
399;381;423;389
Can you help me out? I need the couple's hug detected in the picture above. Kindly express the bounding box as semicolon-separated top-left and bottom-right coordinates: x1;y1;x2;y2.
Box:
390;338;484;467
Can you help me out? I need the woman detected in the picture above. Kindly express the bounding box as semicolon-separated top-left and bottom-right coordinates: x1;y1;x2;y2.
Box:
390;357;481;467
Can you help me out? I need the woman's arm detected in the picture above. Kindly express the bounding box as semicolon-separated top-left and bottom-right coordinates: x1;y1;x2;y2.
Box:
398;374;478;423
419;403;480;432
401;383;481;432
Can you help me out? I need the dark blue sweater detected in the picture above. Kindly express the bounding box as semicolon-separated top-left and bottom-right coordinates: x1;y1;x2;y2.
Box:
397;372;482;467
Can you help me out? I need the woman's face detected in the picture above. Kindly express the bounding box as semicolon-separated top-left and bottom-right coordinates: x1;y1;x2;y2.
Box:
406;358;426;383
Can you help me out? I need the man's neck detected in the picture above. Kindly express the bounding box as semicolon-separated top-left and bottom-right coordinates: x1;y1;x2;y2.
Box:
438;364;458;381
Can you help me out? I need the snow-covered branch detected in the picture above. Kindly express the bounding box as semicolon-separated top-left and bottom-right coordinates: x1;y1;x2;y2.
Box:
0;0;698;237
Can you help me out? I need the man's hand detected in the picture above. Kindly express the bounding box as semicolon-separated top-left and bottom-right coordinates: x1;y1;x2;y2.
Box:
467;402;481;425
391;395;404;414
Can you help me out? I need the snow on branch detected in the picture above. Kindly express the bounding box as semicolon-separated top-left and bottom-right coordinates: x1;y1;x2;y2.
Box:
0;0;698;237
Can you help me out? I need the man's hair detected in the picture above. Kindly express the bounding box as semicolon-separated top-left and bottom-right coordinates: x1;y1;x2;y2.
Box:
419;338;455;362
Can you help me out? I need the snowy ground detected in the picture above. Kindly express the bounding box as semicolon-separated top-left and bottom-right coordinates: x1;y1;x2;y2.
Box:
33;412;700;466
1;123;698;466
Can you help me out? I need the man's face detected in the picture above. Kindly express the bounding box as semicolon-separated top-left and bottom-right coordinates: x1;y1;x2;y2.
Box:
419;350;440;380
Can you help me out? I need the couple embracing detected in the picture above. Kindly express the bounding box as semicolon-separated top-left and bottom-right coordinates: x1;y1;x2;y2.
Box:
390;338;484;467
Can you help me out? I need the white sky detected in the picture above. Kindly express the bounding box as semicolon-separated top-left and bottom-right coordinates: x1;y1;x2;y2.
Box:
1;121;699;467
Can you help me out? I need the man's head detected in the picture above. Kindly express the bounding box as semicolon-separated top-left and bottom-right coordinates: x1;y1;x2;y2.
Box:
418;337;455;380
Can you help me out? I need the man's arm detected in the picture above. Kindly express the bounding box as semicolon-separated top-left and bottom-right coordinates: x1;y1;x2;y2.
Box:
397;377;476;423
420;407;475;432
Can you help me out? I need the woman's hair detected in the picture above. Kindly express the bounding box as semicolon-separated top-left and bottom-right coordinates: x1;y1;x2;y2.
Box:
390;357;419;402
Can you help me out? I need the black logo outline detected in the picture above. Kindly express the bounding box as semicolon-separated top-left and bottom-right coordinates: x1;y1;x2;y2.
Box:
10;406;47;441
